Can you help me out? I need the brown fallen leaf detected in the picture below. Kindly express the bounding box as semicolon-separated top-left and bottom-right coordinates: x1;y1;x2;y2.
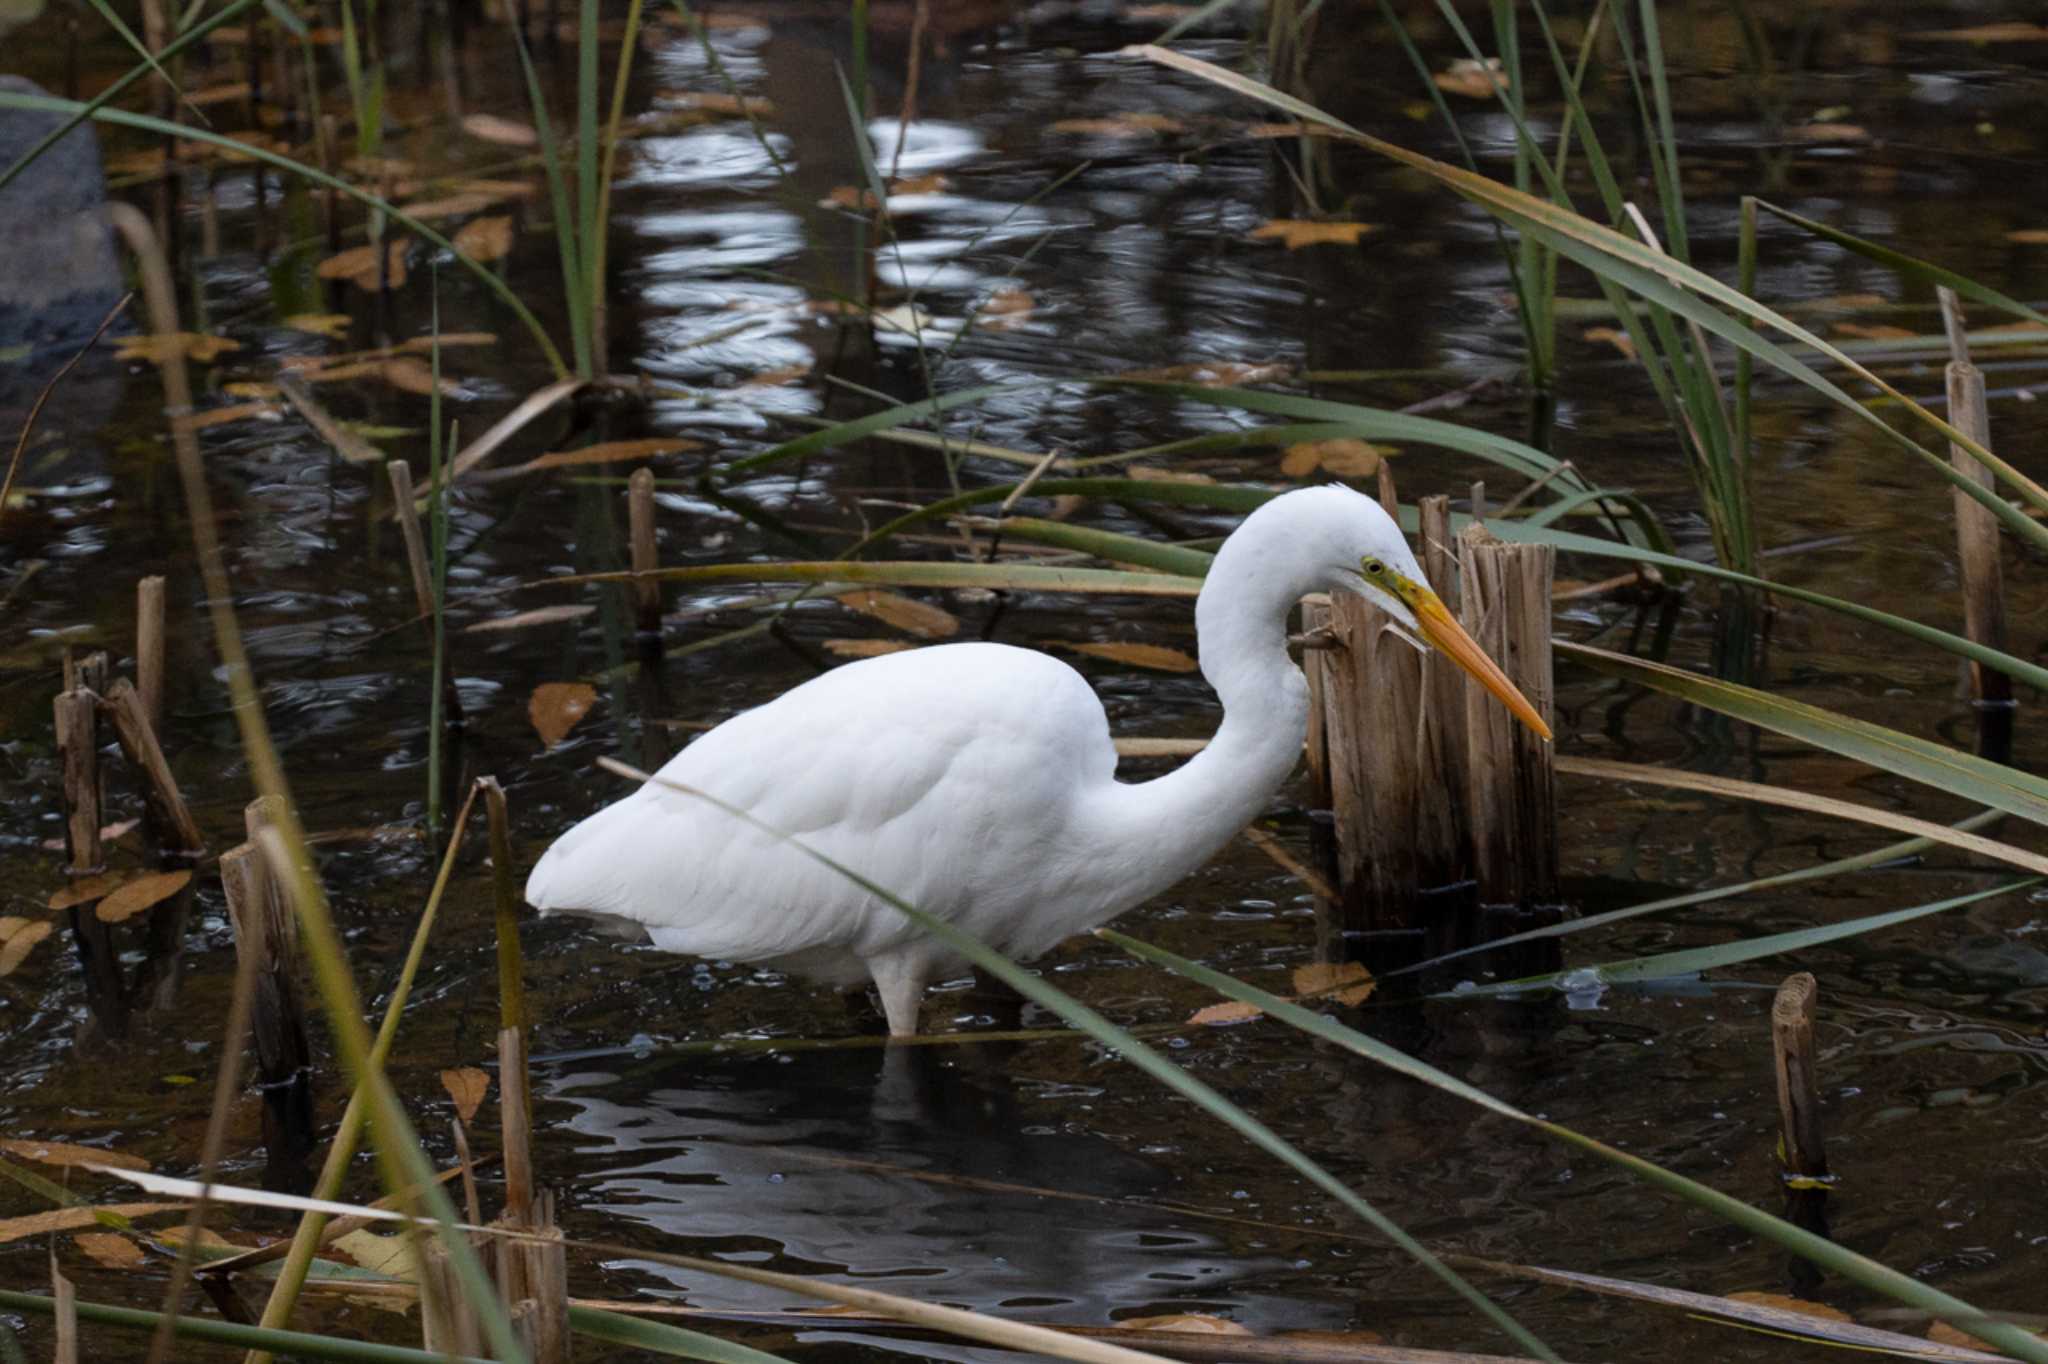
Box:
1292;960;1374;1007
821;639;916;659
1724;1292;1852;1323
518;438;704;473
461;113;538;146
453;214;515;262
465;605;597;633
658;91;776;117
96;871;193;924
75;1231;146;1268
396;192;501;222
1582;325;1637;360
440;1067;490;1123
1121;360;1290;387
1125;467;1216;484
0;922;49;976
379;358;462;398
178;402;285;432
2008;232;2048;246
316;240;409;291
186;82;253;108
1829;321;1917;340
836;590;960;640
1787;123;1869;144
1918;22;2048;42
1434;57;1507;99
0;1205;180;1246
1244;121;1317;139
530;682;598;748
397;333;499;353
1188;1000;1263;1026
152;1226;246;1251
113;332;242;365
1926;1318;2048;1349
223;380;283;399
1051;641;1198;673
1124;1314;1254;1335
1249;220;1375;249
1281;438;1381;478
0;1138;148;1172
49;871;142;911
1049;113;1185;136
740;364;811;388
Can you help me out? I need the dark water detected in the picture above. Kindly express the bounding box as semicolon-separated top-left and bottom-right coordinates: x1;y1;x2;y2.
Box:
5;2;2048;1359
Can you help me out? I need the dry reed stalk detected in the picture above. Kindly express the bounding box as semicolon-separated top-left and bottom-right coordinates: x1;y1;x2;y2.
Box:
1771;972;1828;1186
418;1236;485;1357
1938;289;2012;722
53;689;103;875
136;575;166;731
1456;525;1557;907
102;678;205;857
51;1258;76;1364
479;776;529;1031
386;460;436;618
499;1025;535;1221
630;465;660;635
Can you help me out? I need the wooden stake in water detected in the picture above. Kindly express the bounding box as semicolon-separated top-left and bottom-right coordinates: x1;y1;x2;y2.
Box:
1457;524;1557;908
630;465;661;637
1771;972;1828;1187
136;574;166;732
1938;288;2013;757
1413;495;1469;889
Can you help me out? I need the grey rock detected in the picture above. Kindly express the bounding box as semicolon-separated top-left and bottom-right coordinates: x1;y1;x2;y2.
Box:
0;74;124;355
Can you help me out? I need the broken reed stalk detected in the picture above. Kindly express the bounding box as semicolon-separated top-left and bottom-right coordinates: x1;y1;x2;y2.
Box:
1456;524;1558;908
1771;972;1829;1187
386;459;436;618
479;777;529;1032
499;1025;535;1220
53;688;103;875
1937;289;2013;740
630;464;660;636
222;799;311;1100
102;678;205;858
136;575;166;732
418;1239;484;1358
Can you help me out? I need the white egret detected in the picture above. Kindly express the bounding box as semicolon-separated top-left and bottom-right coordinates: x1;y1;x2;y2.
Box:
526;485;1550;1035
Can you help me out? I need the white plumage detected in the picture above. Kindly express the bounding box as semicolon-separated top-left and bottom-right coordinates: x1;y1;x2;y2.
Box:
526;485;1548;1035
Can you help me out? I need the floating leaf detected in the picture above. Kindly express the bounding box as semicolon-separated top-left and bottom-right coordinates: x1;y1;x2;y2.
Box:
0;920;52;975
821;639;916;659
465;605;595;633
1249;220;1375;249
835;590;959;639
0;1140;147;1173
49;872;140;911
460;112;538;146
74;1232;145;1269
96;870;192;924
1292;961;1375;1007
1049;113;1184;136
1050;641;1198;673
1124;466;1216;484
378;358;460;398
396;333;499;353
113;332;241;365
1280;438;1381;478
453;214;515;262
1123;1314;1253;1335
530;683;597;747
1787;123;1870;144
1581;325;1637;360
519;438;703;473
1189;1000;1264;1026
440;1067;490;1123
1434;57;1506;98
316;240;409;291
0;1205;178;1245
1119;360;1290;387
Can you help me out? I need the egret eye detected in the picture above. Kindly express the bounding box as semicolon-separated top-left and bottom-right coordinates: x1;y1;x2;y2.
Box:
1362;558;1385;578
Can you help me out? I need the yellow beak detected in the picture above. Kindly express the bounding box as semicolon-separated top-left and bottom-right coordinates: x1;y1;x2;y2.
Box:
1408;589;1553;741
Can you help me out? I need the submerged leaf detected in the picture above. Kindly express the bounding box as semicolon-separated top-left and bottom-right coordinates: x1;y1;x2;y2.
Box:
1049;113;1185;136
440;1067;490;1123
1249;220;1375;249
530;683;598;748
835;590;960;640
95;870;191;924
315;240;409;291
49;872;139;911
460;112;538;146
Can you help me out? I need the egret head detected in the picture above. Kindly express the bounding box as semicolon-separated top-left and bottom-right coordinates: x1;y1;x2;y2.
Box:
1314;489;1553;742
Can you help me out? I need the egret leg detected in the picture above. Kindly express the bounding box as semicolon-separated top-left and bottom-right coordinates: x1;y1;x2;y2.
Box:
866;951;927;1038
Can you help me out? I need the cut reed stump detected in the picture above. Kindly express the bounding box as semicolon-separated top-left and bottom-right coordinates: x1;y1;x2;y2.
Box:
53;688;103;875
1771;972;1828;1188
101;678;204;860
136;575;166;731
1938;288;2014;762
224;798;314;1177
1304;506;1559;948
630;465;661;638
